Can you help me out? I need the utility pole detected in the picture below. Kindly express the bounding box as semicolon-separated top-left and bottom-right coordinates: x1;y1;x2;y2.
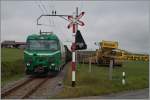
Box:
37;8;85;87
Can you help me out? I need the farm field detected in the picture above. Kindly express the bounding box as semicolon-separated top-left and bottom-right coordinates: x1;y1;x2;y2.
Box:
55;61;149;98
1;48;25;86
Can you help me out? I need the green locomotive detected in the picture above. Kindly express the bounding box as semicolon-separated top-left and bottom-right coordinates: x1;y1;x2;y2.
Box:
24;32;68;75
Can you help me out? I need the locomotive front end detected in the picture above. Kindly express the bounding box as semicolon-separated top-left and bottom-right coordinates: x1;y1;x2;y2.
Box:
24;34;62;75
24;51;60;74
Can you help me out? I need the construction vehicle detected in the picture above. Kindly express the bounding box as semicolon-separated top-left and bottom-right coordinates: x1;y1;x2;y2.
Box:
126;55;149;61
90;40;149;65
90;40;125;66
77;40;149;66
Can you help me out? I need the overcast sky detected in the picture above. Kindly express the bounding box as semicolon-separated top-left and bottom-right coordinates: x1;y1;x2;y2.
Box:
1;1;150;54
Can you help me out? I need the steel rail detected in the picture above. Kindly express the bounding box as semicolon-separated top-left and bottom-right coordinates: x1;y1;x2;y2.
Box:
1;78;34;98
22;78;49;99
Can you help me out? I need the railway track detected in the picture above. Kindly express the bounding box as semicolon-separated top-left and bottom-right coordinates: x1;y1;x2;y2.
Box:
1;77;50;99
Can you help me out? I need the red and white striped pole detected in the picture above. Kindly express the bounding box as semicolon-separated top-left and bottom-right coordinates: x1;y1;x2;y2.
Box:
68;9;84;87
71;12;77;87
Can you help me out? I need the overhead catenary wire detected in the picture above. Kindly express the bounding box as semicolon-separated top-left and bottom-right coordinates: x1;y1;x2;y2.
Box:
36;0;54;31
35;1;44;33
80;0;84;13
38;5;46;14
35;1;45;14
36;1;80;47
47;1;66;43
47;1;69;45
40;0;52;27
39;0;49;14
50;0;56;30
48;0;55;29
36;1;57;32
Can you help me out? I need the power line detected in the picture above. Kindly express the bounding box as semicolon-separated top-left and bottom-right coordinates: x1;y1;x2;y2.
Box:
39;0;48;14
38;5;45;14
48;1;55;28
35;1;46;14
39;0;52;27
37;1;56;29
48;2;53;28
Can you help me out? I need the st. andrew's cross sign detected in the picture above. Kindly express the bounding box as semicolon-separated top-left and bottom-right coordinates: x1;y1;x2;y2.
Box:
67;12;85;33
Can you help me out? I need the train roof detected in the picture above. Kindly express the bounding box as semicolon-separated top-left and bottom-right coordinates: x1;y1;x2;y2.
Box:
27;33;59;41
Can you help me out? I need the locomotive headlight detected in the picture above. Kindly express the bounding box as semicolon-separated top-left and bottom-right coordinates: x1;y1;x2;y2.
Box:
51;63;55;66
26;63;30;66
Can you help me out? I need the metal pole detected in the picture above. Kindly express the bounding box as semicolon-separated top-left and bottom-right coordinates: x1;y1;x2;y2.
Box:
76;50;77;66
71;12;77;87
71;7;79;87
76;7;78;30
109;60;113;80
76;50;78;70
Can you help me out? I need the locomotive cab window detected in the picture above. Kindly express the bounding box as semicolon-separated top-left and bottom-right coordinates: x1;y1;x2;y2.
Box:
27;40;58;51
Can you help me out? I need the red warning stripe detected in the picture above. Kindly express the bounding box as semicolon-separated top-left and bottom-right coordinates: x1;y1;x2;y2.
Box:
72;62;76;71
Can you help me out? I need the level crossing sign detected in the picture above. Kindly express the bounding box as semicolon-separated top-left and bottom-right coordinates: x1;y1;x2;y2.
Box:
67;12;85;32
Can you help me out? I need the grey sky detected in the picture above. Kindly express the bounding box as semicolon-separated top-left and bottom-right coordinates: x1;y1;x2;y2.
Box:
1;1;150;54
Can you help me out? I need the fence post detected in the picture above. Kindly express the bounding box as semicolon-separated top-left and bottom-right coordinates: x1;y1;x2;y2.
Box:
122;72;126;85
109;60;113;80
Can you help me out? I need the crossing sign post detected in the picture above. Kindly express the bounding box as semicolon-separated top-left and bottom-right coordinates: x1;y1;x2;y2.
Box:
67;11;85;87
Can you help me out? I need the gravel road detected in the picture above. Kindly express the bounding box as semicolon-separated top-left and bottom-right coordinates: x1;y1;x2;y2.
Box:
78;88;149;99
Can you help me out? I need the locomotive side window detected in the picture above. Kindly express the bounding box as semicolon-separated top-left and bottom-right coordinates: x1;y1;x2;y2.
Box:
28;40;58;51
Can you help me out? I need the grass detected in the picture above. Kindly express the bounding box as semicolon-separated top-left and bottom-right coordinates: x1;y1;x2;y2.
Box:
54;60;149;98
1;48;24;62
1;48;25;86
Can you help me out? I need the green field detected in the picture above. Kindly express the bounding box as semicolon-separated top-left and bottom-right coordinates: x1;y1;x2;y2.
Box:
55;61;149;98
1;48;25;86
1;48;149;98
